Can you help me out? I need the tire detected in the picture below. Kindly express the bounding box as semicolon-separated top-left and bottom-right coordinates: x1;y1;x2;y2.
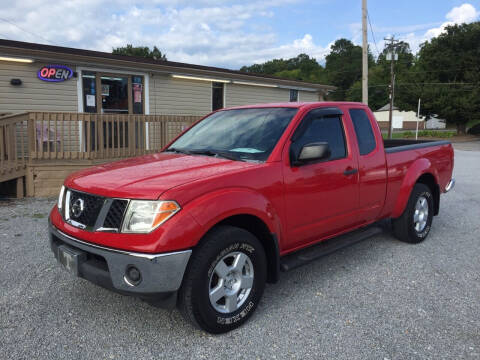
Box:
392;183;434;243
178;225;267;334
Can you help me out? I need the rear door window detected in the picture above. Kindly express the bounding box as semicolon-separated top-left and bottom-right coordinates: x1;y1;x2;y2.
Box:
349;108;376;155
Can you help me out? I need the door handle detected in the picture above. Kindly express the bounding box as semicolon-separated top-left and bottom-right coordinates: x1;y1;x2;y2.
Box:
343;168;358;176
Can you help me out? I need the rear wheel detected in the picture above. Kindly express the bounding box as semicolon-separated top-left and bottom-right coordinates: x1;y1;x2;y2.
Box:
178;225;267;334
392;183;434;243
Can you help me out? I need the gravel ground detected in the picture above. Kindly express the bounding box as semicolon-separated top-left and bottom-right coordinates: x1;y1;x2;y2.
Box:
0;144;479;360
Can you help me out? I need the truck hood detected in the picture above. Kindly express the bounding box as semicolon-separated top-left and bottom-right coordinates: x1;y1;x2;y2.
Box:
64;153;257;200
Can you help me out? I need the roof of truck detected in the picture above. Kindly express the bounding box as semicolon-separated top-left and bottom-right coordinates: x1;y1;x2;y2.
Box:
225;101;368;110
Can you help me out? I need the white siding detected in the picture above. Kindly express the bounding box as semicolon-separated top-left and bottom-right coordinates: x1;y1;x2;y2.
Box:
225;84;291;107
149;74;212;115
0;61;77;114
299;90;320;102
373;110;424;123
225;84;320;107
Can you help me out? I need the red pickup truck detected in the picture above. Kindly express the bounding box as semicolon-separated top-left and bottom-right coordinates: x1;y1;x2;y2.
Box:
49;102;454;333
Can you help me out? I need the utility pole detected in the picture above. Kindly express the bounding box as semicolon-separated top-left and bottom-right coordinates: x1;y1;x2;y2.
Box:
362;0;368;105
384;36;399;139
415;98;421;140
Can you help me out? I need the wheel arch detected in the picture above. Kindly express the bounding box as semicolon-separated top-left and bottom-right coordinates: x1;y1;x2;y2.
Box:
391;158;440;218
416;173;440;215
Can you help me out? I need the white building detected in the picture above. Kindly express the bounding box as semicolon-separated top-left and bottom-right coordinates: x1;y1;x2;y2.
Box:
373;104;425;130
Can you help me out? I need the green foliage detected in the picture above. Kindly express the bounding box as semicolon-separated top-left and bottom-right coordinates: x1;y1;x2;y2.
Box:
325;39;375;100
400;23;480;133
468;123;480;135
240;53;327;83
112;44;167;60
382;131;456;139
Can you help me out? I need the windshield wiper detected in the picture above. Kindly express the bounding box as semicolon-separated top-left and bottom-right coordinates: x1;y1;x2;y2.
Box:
164;147;192;155
187;149;245;162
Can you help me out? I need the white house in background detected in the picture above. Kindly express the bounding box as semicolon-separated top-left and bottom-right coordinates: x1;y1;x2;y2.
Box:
373;104;425;130
425;115;447;129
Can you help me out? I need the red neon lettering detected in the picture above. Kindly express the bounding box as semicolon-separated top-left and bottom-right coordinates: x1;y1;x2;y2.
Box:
48;68;56;78
40;68;49;77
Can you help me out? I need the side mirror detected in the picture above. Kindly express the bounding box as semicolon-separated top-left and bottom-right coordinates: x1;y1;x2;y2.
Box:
294;142;330;165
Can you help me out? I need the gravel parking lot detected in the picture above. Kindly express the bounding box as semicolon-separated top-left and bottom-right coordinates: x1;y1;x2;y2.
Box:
1;143;479;360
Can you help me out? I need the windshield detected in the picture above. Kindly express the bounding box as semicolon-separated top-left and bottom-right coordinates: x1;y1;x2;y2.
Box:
166;107;298;162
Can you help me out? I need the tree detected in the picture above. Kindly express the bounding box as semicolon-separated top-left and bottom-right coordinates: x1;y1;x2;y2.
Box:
112;44;167;60
323;39;374;101
240;54;327;83
402;23;480;133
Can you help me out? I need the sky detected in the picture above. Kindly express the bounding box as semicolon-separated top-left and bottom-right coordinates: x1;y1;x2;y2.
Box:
0;0;479;69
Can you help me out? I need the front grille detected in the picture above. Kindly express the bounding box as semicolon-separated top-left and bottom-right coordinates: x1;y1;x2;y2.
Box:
103;199;128;230
67;190;104;227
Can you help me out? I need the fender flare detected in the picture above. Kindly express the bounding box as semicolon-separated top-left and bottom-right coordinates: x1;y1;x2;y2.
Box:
183;187;283;246
391;158;440;218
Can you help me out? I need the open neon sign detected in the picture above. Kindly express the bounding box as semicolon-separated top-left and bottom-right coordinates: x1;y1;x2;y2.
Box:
37;65;73;82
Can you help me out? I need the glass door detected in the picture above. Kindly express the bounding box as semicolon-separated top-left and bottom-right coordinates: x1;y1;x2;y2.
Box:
81;71;145;151
100;75;129;114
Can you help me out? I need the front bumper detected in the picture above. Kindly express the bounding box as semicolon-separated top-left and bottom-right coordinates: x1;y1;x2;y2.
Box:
49;222;191;307
445;178;455;192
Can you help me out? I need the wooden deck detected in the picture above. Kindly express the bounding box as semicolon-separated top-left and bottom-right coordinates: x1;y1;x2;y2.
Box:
0;112;201;197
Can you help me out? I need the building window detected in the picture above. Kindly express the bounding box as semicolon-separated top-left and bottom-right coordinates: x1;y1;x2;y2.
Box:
81;71;144;114
132;76;144;114
212;82;224;111
82;71;97;113
290;89;299;102
101;75;129;114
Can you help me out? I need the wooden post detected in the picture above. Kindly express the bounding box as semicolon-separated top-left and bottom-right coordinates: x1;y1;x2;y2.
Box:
16;176;24;199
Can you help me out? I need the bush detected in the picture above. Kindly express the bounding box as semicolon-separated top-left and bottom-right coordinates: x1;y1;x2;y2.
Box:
383;130;456;139
467;123;480;135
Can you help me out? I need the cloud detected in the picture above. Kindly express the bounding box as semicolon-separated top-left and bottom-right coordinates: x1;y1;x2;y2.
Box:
1;1;478;69
0;0;331;68
383;3;480;54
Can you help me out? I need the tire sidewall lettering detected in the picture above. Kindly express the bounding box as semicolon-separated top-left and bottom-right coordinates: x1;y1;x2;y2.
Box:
207;242;255;278
216;301;255;325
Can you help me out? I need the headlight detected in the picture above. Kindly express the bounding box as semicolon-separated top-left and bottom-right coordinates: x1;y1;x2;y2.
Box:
58;185;65;211
121;200;181;233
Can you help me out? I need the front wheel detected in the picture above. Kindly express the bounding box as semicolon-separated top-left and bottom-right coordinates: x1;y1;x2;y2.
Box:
392;183;434;243
178;225;267;334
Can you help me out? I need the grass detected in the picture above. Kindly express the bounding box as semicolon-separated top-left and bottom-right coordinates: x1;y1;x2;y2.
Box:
382;130;456;139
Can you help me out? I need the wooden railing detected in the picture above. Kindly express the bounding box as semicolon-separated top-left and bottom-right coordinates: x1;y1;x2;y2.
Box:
25;112;201;161
0;113;28;183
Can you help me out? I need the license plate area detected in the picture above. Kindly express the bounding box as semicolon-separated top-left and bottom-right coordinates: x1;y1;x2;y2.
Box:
58;245;86;276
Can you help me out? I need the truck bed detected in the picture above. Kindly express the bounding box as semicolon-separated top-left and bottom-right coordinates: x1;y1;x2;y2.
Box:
381;138;454;219
383;139;451;153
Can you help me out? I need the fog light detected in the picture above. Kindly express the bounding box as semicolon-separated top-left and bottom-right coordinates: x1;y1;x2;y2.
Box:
124;265;142;286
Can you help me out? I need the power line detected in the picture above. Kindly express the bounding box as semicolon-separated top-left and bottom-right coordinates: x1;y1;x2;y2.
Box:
367;11;380;56
0;17;54;45
350;82;480;88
